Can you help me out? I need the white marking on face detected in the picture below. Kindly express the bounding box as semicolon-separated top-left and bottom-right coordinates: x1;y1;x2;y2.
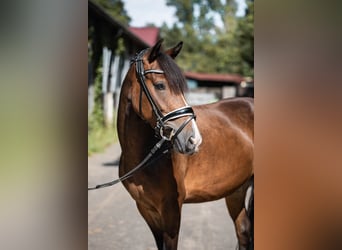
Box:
180;95;189;106
181;95;202;150
191;119;202;151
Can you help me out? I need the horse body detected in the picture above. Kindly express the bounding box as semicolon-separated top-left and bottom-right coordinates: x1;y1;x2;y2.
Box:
182;99;254;203
117;40;254;250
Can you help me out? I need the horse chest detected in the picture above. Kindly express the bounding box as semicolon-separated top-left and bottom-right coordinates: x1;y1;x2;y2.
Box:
125;180;163;208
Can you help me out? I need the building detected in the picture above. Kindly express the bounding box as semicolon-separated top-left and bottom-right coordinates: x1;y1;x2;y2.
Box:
184;72;253;105
129;27;161;47
88;0;149;126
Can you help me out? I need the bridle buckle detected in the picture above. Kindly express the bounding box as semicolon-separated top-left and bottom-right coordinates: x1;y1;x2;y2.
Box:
159;125;175;141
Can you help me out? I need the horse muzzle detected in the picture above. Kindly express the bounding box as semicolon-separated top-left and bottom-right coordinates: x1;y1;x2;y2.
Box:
155;106;201;155
164;118;202;155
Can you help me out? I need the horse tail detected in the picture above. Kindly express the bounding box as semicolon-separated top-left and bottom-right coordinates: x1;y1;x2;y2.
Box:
246;174;254;250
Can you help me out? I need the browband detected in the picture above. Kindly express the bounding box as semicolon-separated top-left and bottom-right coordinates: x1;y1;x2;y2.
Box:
161;106;196;123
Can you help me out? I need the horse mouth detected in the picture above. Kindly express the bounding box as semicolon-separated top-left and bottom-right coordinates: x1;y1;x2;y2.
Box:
166;119;202;155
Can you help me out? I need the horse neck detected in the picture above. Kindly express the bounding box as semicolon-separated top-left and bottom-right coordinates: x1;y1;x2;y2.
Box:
117;78;156;162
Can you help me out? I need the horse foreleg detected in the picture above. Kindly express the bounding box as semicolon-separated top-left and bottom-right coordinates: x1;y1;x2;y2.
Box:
225;182;252;250
136;201;181;250
136;203;164;249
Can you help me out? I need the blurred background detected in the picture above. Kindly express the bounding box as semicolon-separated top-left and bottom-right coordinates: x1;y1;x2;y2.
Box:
0;0;341;249
0;1;87;249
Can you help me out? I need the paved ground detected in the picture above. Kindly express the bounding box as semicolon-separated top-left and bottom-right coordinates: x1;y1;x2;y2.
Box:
88;143;237;250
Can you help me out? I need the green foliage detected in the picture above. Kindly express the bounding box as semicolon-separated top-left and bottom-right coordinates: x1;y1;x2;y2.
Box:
88;123;117;155
235;0;254;76
115;37;125;55
89;67;104;129
93;0;131;25
88;65;118;155
161;0;254;77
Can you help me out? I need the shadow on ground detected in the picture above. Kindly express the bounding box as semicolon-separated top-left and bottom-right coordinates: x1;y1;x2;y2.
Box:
102;157;120;167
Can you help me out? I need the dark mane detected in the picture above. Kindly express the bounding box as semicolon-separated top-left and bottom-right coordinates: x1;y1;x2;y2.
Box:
156;52;188;94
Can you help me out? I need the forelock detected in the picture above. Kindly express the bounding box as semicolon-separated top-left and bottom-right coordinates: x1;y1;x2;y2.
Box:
156;53;188;94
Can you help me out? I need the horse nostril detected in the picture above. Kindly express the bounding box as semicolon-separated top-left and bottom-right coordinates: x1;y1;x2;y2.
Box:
189;136;196;144
187;137;196;150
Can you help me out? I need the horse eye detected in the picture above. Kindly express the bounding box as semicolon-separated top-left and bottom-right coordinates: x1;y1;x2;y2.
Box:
154;82;166;91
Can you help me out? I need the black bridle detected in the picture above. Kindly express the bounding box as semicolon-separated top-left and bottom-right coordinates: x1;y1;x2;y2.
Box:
133;48;196;141
88;48;197;191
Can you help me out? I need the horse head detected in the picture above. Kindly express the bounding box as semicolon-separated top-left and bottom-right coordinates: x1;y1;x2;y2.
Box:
128;39;202;155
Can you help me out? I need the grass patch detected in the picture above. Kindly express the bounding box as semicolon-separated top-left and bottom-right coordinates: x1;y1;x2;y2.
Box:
88;125;118;156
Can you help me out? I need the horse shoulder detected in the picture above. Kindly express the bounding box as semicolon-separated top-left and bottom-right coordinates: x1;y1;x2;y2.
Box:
217;98;254;141
194;98;253;133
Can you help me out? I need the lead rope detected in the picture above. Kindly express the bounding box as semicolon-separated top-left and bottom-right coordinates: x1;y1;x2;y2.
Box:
88;137;168;191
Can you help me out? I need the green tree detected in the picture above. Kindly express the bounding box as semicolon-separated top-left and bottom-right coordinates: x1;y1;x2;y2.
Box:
162;0;224;72
93;0;131;25
235;0;254;77
161;0;254;77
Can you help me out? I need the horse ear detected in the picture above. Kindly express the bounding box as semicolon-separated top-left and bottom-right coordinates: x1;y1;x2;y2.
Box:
165;41;183;59
148;39;164;63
